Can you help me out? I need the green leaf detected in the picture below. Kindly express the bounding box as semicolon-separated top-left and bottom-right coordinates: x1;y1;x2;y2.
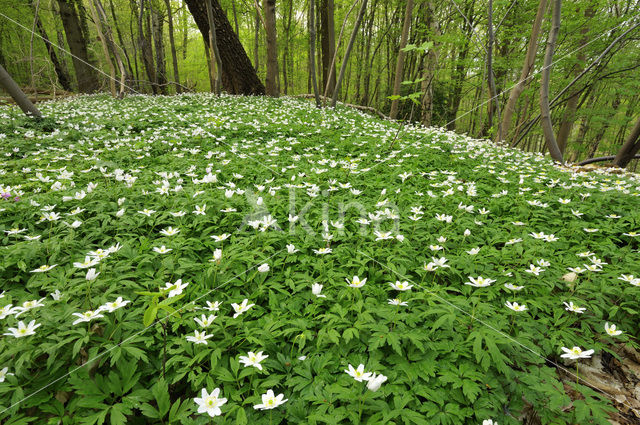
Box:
143;305;158;327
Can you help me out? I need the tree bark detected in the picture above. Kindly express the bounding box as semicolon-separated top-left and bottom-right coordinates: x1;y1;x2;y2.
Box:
185;0;265;95
485;0;499;135
138;0;157;93
151;5;168;94
420;1;437;126
613;115;640;168
56;0;100;92
497;0;547;143
331;0;368;107
205;0;223;93
389;0;414;119
164;0;181;93
539;0;563;163
309;0;321;107
320;0;336;96
0;63;42;118
33;7;73;91
555;3;595;154
264;0;279;96
108;0;135;86
87;0;117;97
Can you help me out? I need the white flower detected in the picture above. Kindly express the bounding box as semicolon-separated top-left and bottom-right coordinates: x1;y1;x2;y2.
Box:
312;283;326;298
344;364;372;382
466;247;480;255
210;233;230;242
194;388;227;417
160;227;180;236
347;275;367;288
73;256;99;269
204;301;222;311
563;301;586;314
604;322;622;336
138;209;156;217
0;304;18;320
14;298;45;317
388;299;408;306
164;279;188;298
99;297;130;313
186;330;213;345
72;310;104;325
287;244;299;253
504;283;524;291
4;320;41;337
524;264;544;276
560;346;594;359
85;268;100;281
231;299;255;318
50;290;62;301
239;351;269;370
0;367;14;383
367;373;388;392
257;263;270;273
209;249;223;263
194;314;217;327
313;247;332;255
253;389;288;410
466;276;495;288
153;245;172;254
30;264;57;273
193;204;207;215
482;420;497;425
389;281;413;291
505;301;527;312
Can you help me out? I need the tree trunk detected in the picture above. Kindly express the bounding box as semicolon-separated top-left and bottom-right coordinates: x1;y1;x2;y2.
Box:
205;0;223;93
185;0;265;95
309;0;320;107
109;0;135;87
87;0;118;97
320;0;336;96
613;115;640;168
152;5;168;94
331;0;368;107
164;0;181;93
497;0;547;143
539;0;563;163
389;0;414;119
555;3;595;154
254;9;260;72
33;8;73;91
485;0;499;135
0;63;42;118
138;0;157;93
94;0;127;96
420;1;437;126
264;0;279;96
56;0;100;92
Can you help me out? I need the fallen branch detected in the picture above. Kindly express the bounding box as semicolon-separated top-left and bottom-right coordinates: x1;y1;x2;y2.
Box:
296;94;390;120
576;155;640;166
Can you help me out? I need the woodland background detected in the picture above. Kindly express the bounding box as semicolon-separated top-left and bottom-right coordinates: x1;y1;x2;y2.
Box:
0;0;639;169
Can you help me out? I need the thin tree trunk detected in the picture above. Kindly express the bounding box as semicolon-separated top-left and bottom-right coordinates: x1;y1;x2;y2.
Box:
264;0;279;96
613;115;640;168
164;0;181;93
497;0;547;142
87;0;117;96
254;9;260;71
389;0;414;119
205;0;223;93
485;0;499;135
33;5;73;91
309;0;320;107
95;0;127;96
138;0;157;93
539;0;563;163
56;0;100;92
231;0;240;34
0;63;42;117
331;0;368;107
109;0;135;85
555;3;594;154
420;1;437;126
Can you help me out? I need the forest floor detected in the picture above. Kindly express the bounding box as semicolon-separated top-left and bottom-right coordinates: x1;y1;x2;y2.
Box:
0;94;639;425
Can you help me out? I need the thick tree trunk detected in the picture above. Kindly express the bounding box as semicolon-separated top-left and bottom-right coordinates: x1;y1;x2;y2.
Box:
56;0;100;92
613;115;640;168
320;0;336;96
264;0;279;96
164;0;181;93
539;0;563;163
389;0;414;119
185;0;265;95
34;10;72;91
497;0;547;143
0;64;42;118
331;0;368;107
